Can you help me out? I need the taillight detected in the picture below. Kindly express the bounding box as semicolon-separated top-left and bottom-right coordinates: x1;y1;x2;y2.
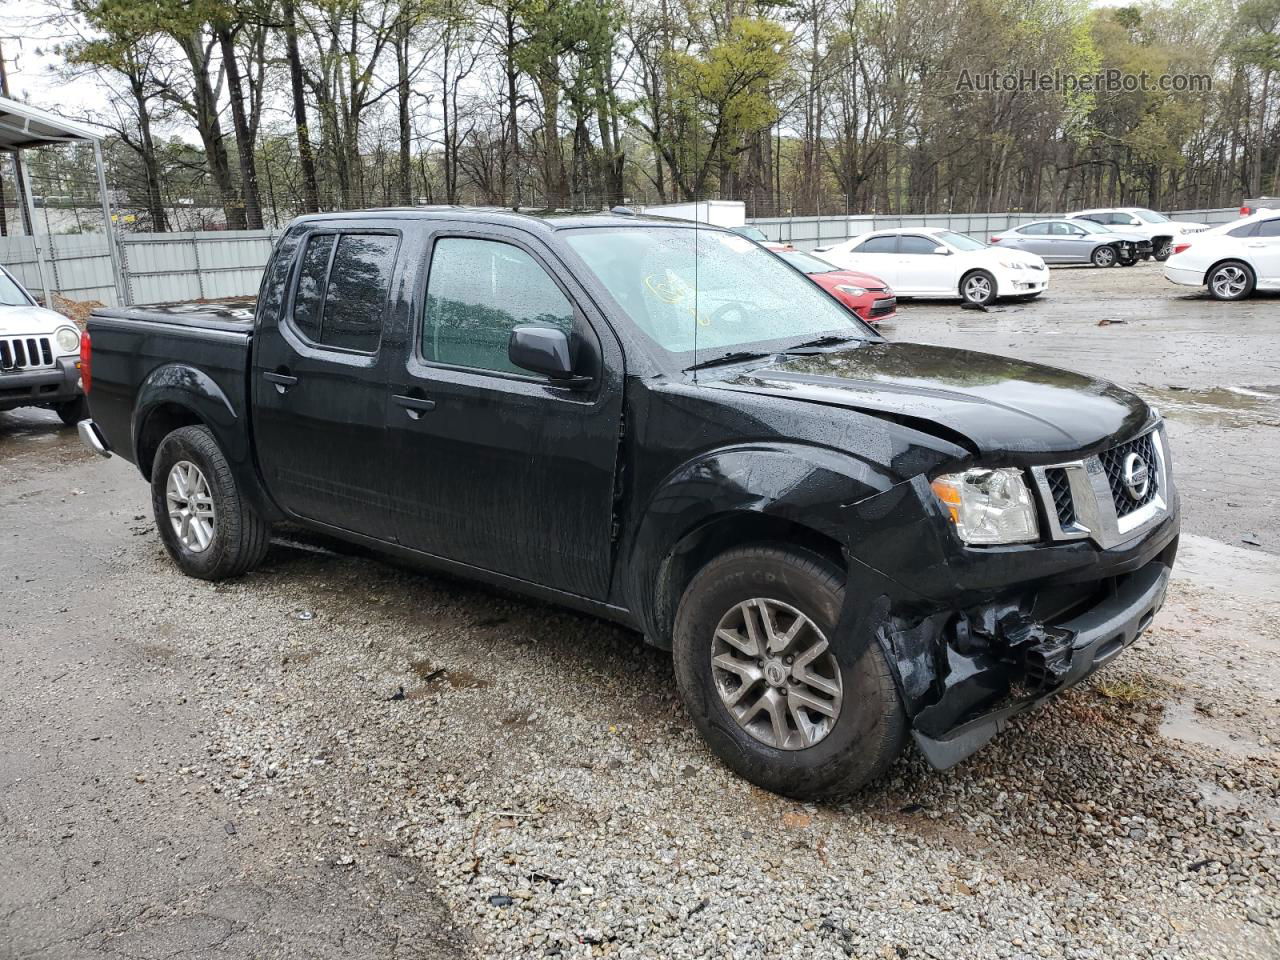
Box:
1172;242;1191;255
1240;206;1251;216
80;329;92;394
990;236;1001;243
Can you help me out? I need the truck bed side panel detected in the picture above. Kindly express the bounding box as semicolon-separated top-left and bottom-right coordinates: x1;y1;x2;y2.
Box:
87;312;252;478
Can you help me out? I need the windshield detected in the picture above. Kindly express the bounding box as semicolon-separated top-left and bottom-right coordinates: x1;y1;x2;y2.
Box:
1073;220;1111;234
1133;209;1169;223
564;227;871;357
776;250;839;274
732;226;768;242
0;268;33;307
936;231;986;251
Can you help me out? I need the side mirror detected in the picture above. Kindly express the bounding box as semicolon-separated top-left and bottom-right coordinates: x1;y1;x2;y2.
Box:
509;326;585;383
933;245;952;255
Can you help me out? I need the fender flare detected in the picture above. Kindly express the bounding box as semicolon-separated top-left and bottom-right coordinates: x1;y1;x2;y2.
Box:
623;441;898;646
130;363;278;520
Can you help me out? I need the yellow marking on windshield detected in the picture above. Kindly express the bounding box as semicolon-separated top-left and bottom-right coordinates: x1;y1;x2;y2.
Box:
644;271;713;326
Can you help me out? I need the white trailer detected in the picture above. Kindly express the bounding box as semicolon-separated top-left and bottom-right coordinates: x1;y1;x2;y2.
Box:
641;200;746;227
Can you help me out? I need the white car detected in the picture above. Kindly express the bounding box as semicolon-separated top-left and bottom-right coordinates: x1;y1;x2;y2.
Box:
1065;207;1210;262
813;227;1048;306
1162;209;1280;300
0;264;87;424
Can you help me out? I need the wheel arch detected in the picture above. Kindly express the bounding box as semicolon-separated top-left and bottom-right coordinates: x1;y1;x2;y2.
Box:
959;267;997;299
1202;257;1256;287
131;364;280;521
625;442;894;650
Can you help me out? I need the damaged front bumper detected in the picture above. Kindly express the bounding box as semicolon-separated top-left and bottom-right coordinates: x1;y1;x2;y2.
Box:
910;556;1171;769
839;442;1180;771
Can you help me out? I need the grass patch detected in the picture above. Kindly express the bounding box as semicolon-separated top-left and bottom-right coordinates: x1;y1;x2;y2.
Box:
1095;675;1161;702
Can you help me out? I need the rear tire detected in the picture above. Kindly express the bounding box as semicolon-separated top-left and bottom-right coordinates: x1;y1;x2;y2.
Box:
151;424;272;580
959;270;997;306
672;545;906;799
1207;260;1255;301
55;395;88;426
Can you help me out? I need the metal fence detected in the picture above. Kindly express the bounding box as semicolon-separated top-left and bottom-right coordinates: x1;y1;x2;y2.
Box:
0;206;1245;309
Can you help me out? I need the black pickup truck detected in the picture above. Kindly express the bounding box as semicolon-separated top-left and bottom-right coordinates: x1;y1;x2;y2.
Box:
80;209;1179;798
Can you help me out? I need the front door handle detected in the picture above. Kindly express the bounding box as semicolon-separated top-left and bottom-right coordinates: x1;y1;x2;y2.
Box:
394;394;436;420
263;370;298;394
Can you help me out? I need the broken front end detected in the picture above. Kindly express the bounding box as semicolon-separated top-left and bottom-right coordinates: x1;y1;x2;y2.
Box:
840;425;1179;769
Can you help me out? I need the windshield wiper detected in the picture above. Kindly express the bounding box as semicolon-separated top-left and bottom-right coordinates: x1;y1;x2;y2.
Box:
684;350;773;372
783;335;859;352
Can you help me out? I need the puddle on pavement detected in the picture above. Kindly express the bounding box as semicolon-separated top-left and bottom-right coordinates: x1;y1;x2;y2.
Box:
1139;383;1280;427
1159;699;1266;759
1175;534;1280;600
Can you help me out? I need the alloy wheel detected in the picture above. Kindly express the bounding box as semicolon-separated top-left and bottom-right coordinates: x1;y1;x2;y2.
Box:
1210;265;1249;300
1094;247;1115;267
963;275;992;303
166;460;216;553
710;598;843;750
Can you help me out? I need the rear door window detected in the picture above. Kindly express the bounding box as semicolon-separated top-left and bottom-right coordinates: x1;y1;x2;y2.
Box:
323;235;399;352
1256;219;1280;237
856;235;898;254
289;232;398;353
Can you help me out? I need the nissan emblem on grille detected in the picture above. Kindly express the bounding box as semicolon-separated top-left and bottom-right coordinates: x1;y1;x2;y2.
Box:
1122;452;1150;500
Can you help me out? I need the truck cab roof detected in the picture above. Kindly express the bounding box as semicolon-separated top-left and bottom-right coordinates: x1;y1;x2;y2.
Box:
288;207;721;234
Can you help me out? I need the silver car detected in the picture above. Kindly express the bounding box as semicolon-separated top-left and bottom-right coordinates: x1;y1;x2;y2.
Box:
990;219;1153;267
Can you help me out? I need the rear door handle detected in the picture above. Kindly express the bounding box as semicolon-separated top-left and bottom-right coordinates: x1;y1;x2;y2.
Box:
394;394;436;420
263;371;298;394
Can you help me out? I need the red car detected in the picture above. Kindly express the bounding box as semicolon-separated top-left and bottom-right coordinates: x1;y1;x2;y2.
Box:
775;249;897;323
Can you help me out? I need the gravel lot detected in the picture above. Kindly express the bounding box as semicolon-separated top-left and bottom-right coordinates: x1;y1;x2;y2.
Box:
2;262;1278;959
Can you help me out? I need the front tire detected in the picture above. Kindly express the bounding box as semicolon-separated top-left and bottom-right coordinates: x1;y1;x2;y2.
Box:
151;424;272;580
55;395;88;426
672;545;906;799
1153;239;1173;261
959;270;997;306
1090;245;1117;267
1207;261;1255;301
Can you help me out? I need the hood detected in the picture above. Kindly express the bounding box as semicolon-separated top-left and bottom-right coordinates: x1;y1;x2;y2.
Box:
1094;230;1148;243
0;303;72;336
819;269;890;289
707;341;1152;458
999;248;1046;266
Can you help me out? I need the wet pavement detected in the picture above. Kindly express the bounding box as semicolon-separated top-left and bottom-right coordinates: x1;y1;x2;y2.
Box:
883;260;1280;555
1;262;1278;959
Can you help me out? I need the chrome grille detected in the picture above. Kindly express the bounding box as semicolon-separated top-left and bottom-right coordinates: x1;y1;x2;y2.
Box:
1098;432;1159;516
0;335;54;371
1030;426;1170;550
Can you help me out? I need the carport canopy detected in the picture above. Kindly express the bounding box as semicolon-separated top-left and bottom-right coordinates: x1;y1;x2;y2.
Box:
0;94;125;304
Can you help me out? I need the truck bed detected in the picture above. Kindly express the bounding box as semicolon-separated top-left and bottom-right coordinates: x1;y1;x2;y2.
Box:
87;299;256;469
92;298;257;334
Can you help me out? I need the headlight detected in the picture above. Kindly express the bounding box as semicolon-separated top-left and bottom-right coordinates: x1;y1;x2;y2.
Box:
55;326;81;354
997;260;1025;270
931;468;1039;545
834;284;868;296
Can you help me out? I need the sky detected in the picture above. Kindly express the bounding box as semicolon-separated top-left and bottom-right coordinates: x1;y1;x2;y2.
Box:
3;0;112;114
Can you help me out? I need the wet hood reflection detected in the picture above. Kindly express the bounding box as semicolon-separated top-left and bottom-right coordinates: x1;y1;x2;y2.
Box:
708;341;1152;457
